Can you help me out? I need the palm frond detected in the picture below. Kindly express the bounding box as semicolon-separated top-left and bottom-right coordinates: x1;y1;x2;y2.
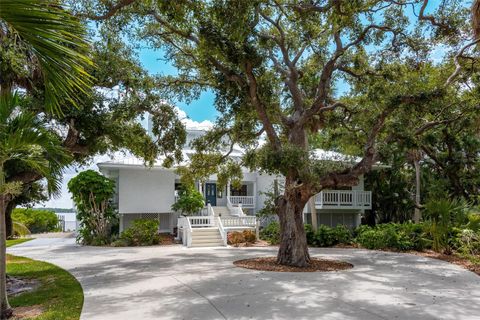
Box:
12;221;31;237
0;0;94;114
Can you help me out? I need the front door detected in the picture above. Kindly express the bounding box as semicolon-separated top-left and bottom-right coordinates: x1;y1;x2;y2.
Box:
205;183;217;206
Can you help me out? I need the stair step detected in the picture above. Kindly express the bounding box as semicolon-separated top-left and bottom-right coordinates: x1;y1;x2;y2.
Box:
193;234;223;239
192;238;223;243
190;243;224;248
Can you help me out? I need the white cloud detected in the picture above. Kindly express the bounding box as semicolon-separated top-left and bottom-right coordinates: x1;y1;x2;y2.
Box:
175;107;214;130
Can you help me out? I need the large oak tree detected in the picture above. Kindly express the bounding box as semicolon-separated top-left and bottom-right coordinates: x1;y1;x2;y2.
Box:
72;0;477;267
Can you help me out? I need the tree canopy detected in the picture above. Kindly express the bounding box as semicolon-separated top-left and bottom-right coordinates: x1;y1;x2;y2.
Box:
71;0;480;266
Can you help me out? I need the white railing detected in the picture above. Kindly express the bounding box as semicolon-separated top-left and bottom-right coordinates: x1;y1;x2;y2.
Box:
315;190;372;209
187;216;215;228
220;216;256;228
217;216;228;246
228;196;255;207
177;216;193;247
226;197;245;217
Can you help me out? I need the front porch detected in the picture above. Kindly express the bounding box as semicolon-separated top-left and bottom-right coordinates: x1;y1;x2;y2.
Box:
197;180;257;209
315;190;372;210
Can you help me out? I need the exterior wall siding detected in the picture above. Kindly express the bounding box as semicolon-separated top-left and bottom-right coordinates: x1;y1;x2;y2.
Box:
119;169;175;214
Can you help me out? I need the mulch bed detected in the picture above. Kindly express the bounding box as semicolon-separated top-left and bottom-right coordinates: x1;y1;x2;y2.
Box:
159;233;176;245
234;257;353;272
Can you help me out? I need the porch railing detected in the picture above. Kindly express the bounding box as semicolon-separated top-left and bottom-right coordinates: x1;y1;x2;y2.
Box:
228;196;255;207
314;190;372;209
220;216;256;228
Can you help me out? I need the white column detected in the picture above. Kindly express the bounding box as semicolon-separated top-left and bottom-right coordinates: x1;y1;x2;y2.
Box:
227;180;231;198
253;182;257;208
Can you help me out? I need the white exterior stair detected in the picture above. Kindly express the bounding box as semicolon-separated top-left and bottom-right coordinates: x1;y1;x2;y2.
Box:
190;227;225;247
211;206;231;217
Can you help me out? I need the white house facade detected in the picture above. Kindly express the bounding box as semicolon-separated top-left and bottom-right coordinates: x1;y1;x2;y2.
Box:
97;129;373;247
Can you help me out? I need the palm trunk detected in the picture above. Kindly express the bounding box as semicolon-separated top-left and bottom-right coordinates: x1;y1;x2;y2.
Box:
0;195;12;319
276;187;310;267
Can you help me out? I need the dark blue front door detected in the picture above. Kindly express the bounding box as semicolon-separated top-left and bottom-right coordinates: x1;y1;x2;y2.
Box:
205;183;217;206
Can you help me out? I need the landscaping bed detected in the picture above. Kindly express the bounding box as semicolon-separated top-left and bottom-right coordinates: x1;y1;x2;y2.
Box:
234;257;353;272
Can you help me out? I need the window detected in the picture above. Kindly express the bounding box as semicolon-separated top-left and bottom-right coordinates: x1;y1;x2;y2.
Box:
230;185;247;196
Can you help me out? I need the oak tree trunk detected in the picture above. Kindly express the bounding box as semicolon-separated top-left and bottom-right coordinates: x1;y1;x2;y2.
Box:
276;188;310;267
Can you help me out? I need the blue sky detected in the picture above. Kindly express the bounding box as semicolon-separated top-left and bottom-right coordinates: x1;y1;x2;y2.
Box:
138;47;218;122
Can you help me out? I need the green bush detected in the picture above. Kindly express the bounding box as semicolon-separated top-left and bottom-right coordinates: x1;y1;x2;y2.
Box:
12;208;59;234
120;219;160;246
171;185;205;215
306;224;352;247
68;170;117;245
355;223;429;251
260;221;280;244
261;222;352;247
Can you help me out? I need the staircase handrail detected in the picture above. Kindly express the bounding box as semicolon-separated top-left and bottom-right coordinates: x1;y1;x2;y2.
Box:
226;196;246;217
217;216;228;246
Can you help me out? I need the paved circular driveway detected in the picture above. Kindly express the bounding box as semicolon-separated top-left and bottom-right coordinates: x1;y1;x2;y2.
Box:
9;238;480;320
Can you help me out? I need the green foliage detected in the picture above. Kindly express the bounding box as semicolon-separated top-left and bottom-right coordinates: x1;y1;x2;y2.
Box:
68;170;117;245
119;219;160;246
423;198;468;252
355;223;428;251
259;221;280;245
1;0;93;113
171;185;204;215
12;208;59;234
305;224;353;247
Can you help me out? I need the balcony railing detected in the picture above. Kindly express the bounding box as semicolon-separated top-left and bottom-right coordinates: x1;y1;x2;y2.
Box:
228;196;255;208
315;190;372;209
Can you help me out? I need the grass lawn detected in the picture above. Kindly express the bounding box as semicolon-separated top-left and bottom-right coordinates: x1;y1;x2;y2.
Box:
6;253;83;319
6;238;34;248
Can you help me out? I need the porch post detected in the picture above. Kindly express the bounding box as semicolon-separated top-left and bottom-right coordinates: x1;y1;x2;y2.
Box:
252;182;257;208
227;180;231;199
309;198;318;231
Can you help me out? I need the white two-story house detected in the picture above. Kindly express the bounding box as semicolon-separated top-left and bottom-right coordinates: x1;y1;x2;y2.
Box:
97;129;373;247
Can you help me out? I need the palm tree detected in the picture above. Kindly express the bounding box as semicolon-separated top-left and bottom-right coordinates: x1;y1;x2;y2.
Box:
0;92;70;317
0;0;93;114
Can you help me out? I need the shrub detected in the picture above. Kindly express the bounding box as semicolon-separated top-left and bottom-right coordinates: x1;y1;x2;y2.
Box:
120;219;160;246
260;221;280;244
171;185;204;215
305;224;352;247
227;231;245;245
12;208;59;234
68;170;117;245
423;198;468;253
242;229;256;243
355;223;429;251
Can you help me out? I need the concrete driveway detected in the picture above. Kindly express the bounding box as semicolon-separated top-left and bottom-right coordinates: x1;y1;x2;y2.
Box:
8;238;480;320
